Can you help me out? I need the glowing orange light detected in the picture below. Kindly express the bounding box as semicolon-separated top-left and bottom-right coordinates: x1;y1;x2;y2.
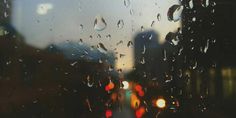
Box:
131;94;140;109
135;107;145;118
111;93;117;102
156;98;166;109
105;109;112;118
105;82;115;91
108;82;114;89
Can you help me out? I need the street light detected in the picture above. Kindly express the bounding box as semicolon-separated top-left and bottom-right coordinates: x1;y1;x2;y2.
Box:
156;98;166;109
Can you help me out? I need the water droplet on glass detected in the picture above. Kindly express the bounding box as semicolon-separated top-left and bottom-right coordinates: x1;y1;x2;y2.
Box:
79;38;83;45
6;61;11;65
97;34;101;39
116;40;123;46
178;47;183;55
38;60;42;64
192;61;198;69
18;59;23;63
97;43;108;53
86;98;92;112
98;59;103;64
192;17;196;22
106;34;111;40
212;2;216;6
204;39;209;53
120;54;125;58
202;0;209;7
191;46;194;50
94;15;107;31
163;50;167;61
130;9;134;15
157;13;161;21
127;41;133;48
151;21;155;27
149;34;153;40
117;20;124;29
124;0;131;8
142;45;146;54
89;35;93;40
211;9;215;13
33;100;38;104
140;57;145;64
172;39;179;46
4;11;8;18
167;5;184;22
108;65;114;71
189;0;194;9
141;26;144;31
70;61;77;66
79;24;83;30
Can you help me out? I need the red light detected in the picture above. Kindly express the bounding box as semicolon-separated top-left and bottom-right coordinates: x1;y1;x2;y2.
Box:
108;82;114;90
135;84;142;92
105;85;110;91
135;107;145;118
105;109;112;118
138;90;144;97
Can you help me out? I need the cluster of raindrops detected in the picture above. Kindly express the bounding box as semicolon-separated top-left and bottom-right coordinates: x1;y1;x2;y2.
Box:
0;0;218;117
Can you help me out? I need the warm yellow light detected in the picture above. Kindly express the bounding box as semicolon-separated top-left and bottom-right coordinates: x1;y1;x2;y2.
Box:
156;98;166;109
130;94;140;109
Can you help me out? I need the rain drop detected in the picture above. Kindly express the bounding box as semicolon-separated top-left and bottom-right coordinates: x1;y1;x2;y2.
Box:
189;0;194;9
192;17;196;22
167;5;184;22
117;20;124;29
89;35;93;40
140;57;145;64
97;43;108;53
163;50;167;61
106;34;111;40
94;15;107;31
79;24;83;30
97;34;101;39
130;9;134;15
70;61;78;66
124;0;131;8
142;45;146;54
157;13;161;21
127;41;133;48
141;26;144;31
202;0;209;7
116;40;123;46
151;21;155;27
204;39;209;53
79;38;83;45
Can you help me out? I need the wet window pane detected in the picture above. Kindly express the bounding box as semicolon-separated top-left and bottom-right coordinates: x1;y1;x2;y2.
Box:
0;0;235;118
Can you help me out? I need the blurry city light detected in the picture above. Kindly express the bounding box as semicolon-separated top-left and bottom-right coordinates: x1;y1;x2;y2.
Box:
130;94;140;109
138;90;144;97
105;81;115;91
122;81;129;89
135;107;145;118
135;84;142;92
156;98;166;109
105;109;112;118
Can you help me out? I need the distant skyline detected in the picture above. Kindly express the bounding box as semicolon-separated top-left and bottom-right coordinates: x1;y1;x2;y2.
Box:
11;0;181;71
